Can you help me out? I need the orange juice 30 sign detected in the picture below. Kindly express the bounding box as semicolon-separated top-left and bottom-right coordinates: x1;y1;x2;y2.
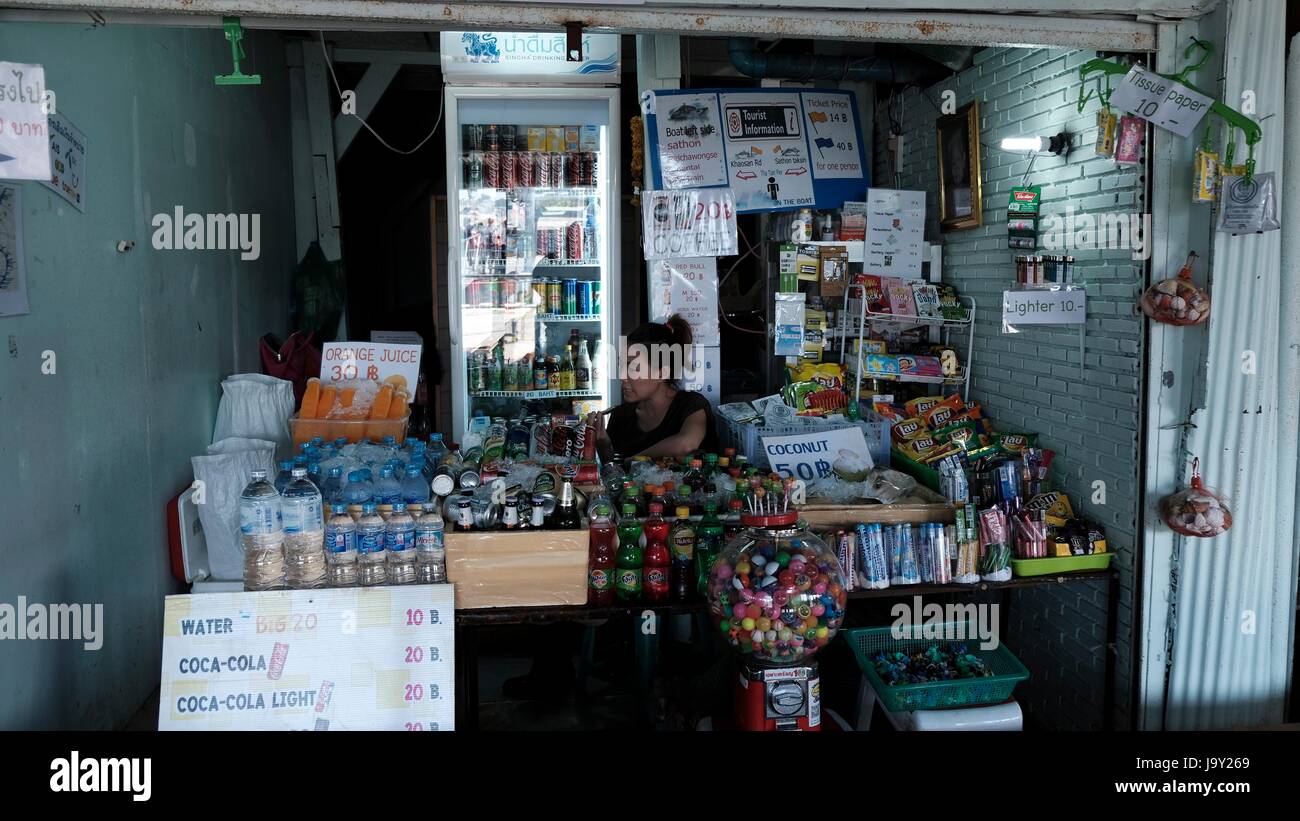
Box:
322;342;422;389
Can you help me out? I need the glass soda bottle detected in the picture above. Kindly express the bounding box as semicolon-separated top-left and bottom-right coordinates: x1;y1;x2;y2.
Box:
669;506;696;602
642;502;671;602
587;508;617;606
615;503;644;602
695;503;724;597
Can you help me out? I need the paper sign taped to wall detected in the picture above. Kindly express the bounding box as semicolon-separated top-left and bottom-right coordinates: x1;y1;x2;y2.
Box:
1107;65;1213;139
0;63;52;181
40;112;86;212
322;342;422;390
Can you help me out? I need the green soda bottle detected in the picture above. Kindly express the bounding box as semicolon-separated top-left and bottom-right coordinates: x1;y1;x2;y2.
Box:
615;503;644;602
695;502;724;597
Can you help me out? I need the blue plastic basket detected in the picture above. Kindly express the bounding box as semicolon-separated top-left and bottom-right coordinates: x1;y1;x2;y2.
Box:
842;622;1030;712
717;412;890;471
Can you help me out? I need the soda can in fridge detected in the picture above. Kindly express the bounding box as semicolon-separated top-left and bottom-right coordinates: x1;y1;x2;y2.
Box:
532;278;549;313
517;150;535;187
577;280;593;315
566;222;584;260
578;151;597;187
590;281;601;315
484;123;500;152
550;153;566;188
500;151;517;189
483;151;500;188
562;278;578;315
548;279;563;314
500;125;516;152
466;152;483;188
535;151;552;188
565;152;582;187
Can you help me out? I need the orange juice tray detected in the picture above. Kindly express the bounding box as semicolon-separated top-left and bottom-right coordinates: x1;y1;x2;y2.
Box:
290;376;411;447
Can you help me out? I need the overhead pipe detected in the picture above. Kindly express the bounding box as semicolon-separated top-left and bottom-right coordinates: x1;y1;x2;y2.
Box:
727;38;947;85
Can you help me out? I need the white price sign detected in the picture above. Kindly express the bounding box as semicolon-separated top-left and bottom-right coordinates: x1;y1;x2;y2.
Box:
0;63;52;181
650;258;720;345
322;341;422;389
642;188;738;260
159;587;455;731
1002;287;1086;329
761;426;873;483
1108;65;1214;139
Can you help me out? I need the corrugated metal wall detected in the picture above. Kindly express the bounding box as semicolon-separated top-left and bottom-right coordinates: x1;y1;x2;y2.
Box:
1166;0;1296;729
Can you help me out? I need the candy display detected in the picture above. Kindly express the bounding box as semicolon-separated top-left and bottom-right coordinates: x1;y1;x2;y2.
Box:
872;643;993;686
1160;457;1233;537
1140;251;1210;326
706;487;848;664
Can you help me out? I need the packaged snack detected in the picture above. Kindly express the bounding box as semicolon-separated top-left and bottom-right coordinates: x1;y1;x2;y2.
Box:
993;431;1038;453
911;282;941;318
873;400;907;422
864;353;899;376
891;416;927;443
937;284;967;321
1193;146;1218;202
857;274;889;314
920;444;963;465
977;507;1012;582
923;394;966;430
789;362;845;392
904;396;944;417
851;338;888;359
782;380;823;415
1159;458;1233;537
897;435;939;462
1140;251;1209;326
897;354;942;377
932;419;980;450
881;277;917;316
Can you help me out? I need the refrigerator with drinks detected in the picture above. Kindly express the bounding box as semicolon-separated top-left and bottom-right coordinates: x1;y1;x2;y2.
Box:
444;86;620;440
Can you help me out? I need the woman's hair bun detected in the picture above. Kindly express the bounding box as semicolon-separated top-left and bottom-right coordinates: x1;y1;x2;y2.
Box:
664;314;693;346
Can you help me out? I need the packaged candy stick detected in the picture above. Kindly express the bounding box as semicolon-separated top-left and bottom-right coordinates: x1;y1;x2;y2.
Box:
893;524;920;585
954;505;981;584
1095;106;1118;157
932;523;953;584
978;507;1012;582
856;523;890;590
917;523;934;583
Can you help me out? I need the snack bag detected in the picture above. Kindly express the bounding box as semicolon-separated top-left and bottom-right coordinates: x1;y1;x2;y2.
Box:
789;362;845;393
891;416;927;443
923;394;966;430
1159;457;1232;537
1141;251;1209;326
897;435;939;462
904;396;944;417
932;419;980;451
897;354;942;377
993;432;1038;454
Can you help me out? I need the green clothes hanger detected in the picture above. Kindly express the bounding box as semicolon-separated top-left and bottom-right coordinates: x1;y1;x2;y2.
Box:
215;17;262;86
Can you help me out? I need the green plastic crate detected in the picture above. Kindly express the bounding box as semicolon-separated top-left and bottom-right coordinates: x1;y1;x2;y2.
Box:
1011;553;1112;577
843;622;1030;712
890;447;942;492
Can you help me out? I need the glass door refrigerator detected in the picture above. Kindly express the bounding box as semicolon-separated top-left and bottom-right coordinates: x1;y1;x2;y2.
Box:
444;86;620;440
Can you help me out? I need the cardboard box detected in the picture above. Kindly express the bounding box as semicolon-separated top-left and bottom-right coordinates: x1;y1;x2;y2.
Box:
445;529;588;609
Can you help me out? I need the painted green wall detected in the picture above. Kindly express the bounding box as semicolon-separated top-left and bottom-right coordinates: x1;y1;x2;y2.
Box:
0;23;295;729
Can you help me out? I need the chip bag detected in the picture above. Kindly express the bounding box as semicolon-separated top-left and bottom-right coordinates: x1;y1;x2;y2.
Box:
923;394;967;430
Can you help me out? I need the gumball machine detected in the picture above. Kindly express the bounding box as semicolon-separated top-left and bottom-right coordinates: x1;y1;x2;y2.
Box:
707;482;848;731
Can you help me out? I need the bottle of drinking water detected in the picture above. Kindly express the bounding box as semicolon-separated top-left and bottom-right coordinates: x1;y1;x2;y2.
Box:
321;466;345;507
375;464;402;519
240;469;284;591
401;463;432;507
426;433;449;476
273;459;295;494
282;467;326;589
385;502;418;585
415;502;446;584
356;502;387;586
324;503;358;587
344;469;372;520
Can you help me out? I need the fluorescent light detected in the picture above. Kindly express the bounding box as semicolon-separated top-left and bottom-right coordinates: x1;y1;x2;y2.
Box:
1000;136;1043;152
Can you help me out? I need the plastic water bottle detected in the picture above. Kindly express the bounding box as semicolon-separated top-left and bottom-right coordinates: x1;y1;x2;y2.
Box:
273;459;295;495
426;433;449;473
344;469;373;520
385;502;418;585
375;465;402;519
321;466;345;507
282;467;326;588
356;502;388;586
382;435;399;464
415;503;446;584
239;469;284;591
401;463;431;506
324;503;358;587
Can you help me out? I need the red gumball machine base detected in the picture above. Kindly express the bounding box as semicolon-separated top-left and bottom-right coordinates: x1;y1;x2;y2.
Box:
733;659;821;732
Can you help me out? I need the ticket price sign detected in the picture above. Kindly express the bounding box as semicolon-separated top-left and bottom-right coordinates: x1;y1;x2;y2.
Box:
158;586;455;731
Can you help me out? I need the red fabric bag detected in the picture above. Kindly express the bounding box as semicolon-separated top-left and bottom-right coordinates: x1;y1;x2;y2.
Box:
259;332;321;405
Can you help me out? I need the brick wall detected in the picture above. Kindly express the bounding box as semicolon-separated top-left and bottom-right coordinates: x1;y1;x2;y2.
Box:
875;47;1143;729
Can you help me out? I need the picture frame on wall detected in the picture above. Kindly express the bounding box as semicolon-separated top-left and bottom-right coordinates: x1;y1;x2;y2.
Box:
936;101;983;231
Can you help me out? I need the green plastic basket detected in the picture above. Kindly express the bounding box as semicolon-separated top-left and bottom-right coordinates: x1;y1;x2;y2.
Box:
843;622;1030;712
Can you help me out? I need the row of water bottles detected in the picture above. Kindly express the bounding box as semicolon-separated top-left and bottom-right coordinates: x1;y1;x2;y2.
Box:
239;466;447;590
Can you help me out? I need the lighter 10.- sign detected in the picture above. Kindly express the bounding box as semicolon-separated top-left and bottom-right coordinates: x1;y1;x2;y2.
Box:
158;586;455;731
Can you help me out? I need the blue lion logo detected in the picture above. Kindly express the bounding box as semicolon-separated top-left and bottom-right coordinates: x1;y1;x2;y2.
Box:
461;33;500;62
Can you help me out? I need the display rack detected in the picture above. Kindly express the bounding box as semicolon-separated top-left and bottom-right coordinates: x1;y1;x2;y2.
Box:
471;389;601;400
835;284;976;404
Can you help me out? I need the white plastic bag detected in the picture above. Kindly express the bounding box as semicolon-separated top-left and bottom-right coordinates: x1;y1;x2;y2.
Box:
191;437;277;582
213;374;294;459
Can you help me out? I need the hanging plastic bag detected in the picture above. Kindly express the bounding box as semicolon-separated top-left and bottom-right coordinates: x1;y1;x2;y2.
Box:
1216;172;1282;235
191;437;277;582
213;373;295;459
1160;457;1233;537
1141;251;1210;326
